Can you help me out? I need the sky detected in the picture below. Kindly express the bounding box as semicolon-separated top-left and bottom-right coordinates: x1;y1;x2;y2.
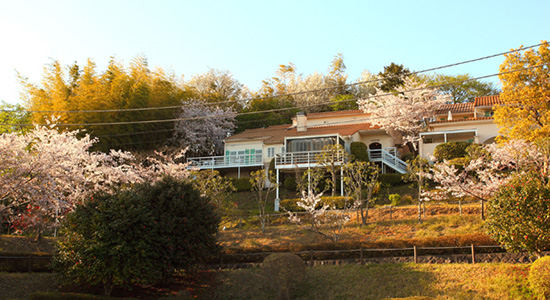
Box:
0;0;548;105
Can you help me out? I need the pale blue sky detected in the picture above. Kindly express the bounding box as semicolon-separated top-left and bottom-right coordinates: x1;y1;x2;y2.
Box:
0;0;548;105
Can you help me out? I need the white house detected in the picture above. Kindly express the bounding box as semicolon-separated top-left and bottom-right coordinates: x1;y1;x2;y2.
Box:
419;95;501;158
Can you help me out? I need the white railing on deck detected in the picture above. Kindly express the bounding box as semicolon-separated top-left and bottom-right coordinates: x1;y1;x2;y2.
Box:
275;150;346;168
187;154;263;169
368;147;408;174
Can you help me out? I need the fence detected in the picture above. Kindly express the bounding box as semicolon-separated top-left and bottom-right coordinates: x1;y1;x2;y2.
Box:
0;254;53;272
217;245;508;269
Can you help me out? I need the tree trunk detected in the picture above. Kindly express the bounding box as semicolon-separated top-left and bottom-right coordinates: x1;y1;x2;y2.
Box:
103;279;114;297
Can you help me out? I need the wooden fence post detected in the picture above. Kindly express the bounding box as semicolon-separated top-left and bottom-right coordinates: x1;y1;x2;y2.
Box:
471;244;476;264
360;248;364;265
310;250;314;267
413;246;417;264
28;256;32;272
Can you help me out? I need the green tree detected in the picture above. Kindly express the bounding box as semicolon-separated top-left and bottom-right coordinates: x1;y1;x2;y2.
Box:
404;156;430;223
422;73;501;103
316;144;349;197
0;101;31;133
378;62;411;92
190;170;236;217
343;160;379;226
486;172;550;258
250;169;277;233
494;41;550;142
54;177;220;297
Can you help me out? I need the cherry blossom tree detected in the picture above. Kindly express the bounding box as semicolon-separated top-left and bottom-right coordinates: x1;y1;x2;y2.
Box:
426;139;548;219
288;190;353;243
358;77;446;153
0;123;191;236
172;101;236;157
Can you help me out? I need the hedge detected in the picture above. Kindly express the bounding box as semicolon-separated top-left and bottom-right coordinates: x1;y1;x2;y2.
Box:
378;174;403;186
433;141;470;161
231;177;252;191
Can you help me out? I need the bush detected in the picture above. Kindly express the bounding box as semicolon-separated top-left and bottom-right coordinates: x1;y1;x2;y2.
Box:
54;177;220;297
283;177;297;191
486;172;550;256
433;141;470;161
231;177;252;191
529;256;550;300
378;174;403;186
350;142;369;162
262;253;306;300
389;194;401;206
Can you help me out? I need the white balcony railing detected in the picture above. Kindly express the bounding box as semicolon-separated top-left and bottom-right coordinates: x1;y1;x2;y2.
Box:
187;154;263;169
368;147;408;174
275;150;346;169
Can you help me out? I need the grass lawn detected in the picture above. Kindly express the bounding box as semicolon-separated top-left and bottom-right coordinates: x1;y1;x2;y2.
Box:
0;263;533;300
212;263;533;300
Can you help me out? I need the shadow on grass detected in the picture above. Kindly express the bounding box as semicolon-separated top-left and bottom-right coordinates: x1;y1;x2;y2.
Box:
210;263;437;300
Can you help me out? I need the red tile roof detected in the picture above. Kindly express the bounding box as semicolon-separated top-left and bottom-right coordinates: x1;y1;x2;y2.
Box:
474;95;502;107
226;122;380;144
434;95;501;115
435;102;474;114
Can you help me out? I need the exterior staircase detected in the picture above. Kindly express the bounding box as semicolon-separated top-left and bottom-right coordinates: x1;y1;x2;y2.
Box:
368;147;408;174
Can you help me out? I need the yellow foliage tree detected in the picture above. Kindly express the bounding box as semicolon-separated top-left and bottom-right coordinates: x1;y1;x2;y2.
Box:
494;41;550;142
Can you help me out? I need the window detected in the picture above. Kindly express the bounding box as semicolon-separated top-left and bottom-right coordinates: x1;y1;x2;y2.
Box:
484;111;494;117
286;136;338;152
267;147;275;157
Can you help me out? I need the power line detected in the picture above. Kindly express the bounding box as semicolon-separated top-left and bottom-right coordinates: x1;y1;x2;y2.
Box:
2;61;548;128
2;42;547;115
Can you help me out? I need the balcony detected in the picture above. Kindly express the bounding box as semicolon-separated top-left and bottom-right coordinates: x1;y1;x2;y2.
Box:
187;154;263;170
275;150;346;169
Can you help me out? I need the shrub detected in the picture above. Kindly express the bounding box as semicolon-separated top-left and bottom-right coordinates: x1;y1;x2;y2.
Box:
389;194;401;206
231;177;252;191
280;198;304;212
54;177;220;297
433;141;470;161
350;142;369;162
486;172;550;256
283;176;297;191
378;174;403;186
261;253;306;300
529;256;550;299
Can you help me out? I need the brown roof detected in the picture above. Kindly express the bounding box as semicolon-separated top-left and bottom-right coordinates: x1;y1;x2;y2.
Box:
434;95;502;115
226;122;380;144
435;102;474;115
474;95;502;107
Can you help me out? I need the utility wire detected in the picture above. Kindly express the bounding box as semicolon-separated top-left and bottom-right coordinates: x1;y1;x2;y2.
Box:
2;61;547;128
2;42;547;115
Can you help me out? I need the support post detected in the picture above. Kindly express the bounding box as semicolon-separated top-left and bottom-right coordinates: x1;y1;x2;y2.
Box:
340;165;344;196
413;246;417;264
471;244;476;264
275;168;280;212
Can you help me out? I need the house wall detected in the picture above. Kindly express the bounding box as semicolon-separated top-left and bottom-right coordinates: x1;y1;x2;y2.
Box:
358;132;393;149
263;143;284;163
293;113;371;128
420;120;499;158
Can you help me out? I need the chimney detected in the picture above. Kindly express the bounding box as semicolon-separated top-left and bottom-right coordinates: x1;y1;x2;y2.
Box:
296;112;307;132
